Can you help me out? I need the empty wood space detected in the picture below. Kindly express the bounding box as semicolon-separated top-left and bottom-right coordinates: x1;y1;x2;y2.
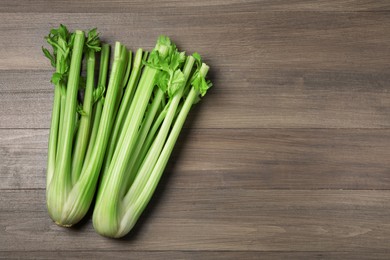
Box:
1;1;389;259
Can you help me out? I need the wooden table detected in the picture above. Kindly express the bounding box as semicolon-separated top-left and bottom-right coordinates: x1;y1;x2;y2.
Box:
1;1;390;259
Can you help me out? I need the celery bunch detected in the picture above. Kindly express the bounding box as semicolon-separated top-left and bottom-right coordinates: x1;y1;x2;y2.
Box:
43;25;212;237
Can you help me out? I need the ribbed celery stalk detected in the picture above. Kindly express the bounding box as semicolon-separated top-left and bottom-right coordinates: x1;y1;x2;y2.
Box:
102;48;145;175
122;51;133;89
112;50;132;125
46;35;69;190
47;30;85;225
93;38;173;237
118;63;210;237
83;44;110;169
93;55;195;238
122;56;195;210
71;49;96;185
92;67;158;236
119;88;165;198
56;87;66;161
58;42;128;226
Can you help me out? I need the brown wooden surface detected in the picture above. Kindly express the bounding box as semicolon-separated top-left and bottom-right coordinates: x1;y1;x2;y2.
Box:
1;0;390;259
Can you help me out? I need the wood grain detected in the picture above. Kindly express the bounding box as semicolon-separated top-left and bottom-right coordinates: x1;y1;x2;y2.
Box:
2;129;390;190
1;189;390;251
1;11;390;129
2;251;390;260
2;12;390;72
2;67;390;129
1;0;389;13
0;0;389;258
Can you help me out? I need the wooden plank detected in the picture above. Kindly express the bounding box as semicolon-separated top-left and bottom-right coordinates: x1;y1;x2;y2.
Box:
1;12;390;128
1;251;389;260
0;129;47;189
2;128;390;190
1;12;390;71
2;69;390;129
0;0;389;13
0;71;52;129
1;189;389;251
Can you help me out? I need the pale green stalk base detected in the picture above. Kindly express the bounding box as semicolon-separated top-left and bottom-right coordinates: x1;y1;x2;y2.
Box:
93;66;158;237
93;43;170;237
93;56;198;238
47;40;128;226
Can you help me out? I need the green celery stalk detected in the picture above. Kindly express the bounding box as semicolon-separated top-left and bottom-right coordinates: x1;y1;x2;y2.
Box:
122;51;133;89
47;30;85;225
56;42;128;225
83;44;110;169
58;42;128;226
119;88;165;198
102;48;146;175
118;63;210;237
56;86;67;164
93;55;195;238
93;38;173;237
112;50;131;125
46;35;69;189
122;56;195;210
46;82;61;189
71;49;96;184
93;66;158;237
132;86;184;177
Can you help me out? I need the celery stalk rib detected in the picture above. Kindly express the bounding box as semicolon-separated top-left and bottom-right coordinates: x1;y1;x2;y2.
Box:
102;48;145;175
93;66;158;237
93;56;195;238
47;31;85;225
60;43;128;225
123;56;195;210
119;88;165;198
83;44;110;168
119;63;209;237
72;49;96;184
